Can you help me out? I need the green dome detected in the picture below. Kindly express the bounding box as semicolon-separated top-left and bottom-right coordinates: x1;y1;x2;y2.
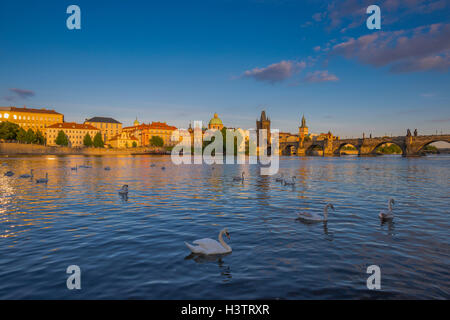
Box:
209;113;223;126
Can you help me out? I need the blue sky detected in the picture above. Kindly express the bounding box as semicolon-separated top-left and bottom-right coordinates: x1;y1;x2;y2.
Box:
0;0;449;137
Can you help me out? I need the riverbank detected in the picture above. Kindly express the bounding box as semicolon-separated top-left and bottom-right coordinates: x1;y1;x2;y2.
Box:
0;142;168;156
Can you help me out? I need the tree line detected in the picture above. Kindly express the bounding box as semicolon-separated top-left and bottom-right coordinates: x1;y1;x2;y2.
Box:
0;121;45;144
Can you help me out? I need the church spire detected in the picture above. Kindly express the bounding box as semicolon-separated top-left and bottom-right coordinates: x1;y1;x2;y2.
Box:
301;114;307;128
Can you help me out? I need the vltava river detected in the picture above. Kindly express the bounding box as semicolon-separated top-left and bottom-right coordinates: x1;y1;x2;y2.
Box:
0;155;449;299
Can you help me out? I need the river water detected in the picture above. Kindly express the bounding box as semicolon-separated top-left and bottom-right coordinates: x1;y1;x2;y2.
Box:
0;154;449;299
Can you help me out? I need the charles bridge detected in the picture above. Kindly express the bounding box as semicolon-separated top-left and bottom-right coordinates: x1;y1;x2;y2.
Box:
279;133;450;157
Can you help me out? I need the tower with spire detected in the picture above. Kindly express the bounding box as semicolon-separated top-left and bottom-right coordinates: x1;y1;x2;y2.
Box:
256;110;271;148
298;114;309;146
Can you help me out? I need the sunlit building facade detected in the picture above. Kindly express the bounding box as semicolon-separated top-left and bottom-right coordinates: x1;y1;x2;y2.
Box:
108;131;140;148
46;122;100;147
123;119;178;147
0;106;64;132
84;117;122;143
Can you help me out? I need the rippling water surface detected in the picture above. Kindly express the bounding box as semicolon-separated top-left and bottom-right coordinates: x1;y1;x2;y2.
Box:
0;155;449;299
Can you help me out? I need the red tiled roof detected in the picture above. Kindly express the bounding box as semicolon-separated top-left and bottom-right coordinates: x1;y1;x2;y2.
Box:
123;121;177;131
0;106;62;115
47;122;99;130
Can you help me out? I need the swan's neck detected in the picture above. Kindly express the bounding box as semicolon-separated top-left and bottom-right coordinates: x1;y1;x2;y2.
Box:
388;200;393;211
218;230;231;251
323;206;329;220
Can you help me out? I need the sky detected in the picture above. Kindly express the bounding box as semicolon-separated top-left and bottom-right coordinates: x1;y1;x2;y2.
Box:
0;0;449;138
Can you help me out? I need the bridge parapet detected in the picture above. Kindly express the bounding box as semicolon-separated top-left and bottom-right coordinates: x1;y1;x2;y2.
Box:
279;134;449;157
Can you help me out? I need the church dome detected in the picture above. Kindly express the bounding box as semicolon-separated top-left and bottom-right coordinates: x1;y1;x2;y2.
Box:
209;113;223;126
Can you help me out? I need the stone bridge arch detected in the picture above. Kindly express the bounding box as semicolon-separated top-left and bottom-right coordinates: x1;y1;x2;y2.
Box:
414;138;450;154
335;142;361;156
306;143;325;156
368;141;406;156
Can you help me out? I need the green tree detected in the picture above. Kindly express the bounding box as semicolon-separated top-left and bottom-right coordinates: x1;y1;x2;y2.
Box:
132;141;137;148
93;132;104;148
55;130;69;146
35;130;45;145
17;127;27;143
83;133;93;147
25;128;36;144
0;121;20;141
150;135;164;147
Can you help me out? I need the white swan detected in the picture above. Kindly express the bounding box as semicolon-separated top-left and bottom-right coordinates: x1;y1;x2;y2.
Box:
275;173;284;182
36;173;49;184
283;176;296;186
185;228;232;255
233;172;244;182
19;169;33;179
118;184;128;195
297;203;335;223
379;198;395;221
4;171;14;177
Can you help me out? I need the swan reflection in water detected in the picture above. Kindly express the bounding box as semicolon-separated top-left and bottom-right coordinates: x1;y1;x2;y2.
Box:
184;253;232;281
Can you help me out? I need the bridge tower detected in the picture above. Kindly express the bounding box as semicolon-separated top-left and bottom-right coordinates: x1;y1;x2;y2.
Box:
298;114;308;147
256;110;271;149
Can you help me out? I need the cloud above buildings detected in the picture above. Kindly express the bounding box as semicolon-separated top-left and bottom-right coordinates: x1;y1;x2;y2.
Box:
330;23;450;72
304;70;339;83
241;60;306;84
10;88;36;99
309;0;447;32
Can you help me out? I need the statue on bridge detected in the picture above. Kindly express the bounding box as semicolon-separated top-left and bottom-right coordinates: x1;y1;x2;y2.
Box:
407;129;412;137
414;129;418;137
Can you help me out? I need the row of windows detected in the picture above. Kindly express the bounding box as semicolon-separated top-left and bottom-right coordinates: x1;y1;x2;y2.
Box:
47;130;98;135
88;122;121;129
0;113;61;122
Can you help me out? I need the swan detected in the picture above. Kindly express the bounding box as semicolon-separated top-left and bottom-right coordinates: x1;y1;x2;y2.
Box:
233;172;244;182
36;173;49;184
283;176;296;186
19;169;33;179
71;165;78;171
118;184;128;195
379;198;395;221
275;173;284;182
4;171;14;177
185;228;232;255
297;203;335;223
104;166;111;171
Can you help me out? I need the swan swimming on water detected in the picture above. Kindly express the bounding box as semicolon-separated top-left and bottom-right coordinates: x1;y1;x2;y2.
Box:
297;203;335;223
275;173;284;182
118;185;128;195
19;169;33;179
36;173;48;184
379;198;395;221
283;176;296;186
4;171;14;177
185;228;232;255
233;172;245;182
